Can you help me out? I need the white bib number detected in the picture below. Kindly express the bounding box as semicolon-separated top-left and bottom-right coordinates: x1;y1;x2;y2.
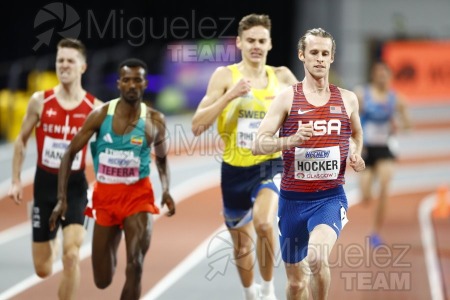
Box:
97;151;140;184
236;117;261;149
294;146;340;180
42;136;82;170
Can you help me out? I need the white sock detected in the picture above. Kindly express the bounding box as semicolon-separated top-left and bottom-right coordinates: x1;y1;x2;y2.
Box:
243;283;258;300
261;278;274;296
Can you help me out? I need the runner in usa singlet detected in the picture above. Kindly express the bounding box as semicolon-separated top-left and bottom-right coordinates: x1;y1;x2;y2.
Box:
279;82;352;192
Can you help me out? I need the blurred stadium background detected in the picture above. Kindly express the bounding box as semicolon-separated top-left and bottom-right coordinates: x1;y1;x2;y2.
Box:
1;0;449;142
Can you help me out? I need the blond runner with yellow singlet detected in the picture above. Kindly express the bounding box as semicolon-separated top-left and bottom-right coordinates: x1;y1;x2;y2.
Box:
192;14;298;300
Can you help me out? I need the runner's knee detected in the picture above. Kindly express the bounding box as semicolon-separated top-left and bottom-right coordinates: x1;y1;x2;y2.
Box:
35;264;52;278
95;275;113;289
62;247;80;271
254;220;273;237
287;278;308;295
126;258;144;277
234;239;254;258
307;252;328;274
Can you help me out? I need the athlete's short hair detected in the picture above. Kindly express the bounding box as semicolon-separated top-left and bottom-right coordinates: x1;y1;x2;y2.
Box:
118;58;148;75
238;14;271;36
297;28;336;58
57;38;87;61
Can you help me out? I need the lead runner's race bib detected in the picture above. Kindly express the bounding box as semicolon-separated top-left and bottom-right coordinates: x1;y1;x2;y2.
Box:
294;146;340;180
42;136;82;170
97;150;140;184
236;117;261;149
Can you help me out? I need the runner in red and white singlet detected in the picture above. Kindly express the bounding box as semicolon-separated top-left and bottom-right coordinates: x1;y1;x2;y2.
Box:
36;89;95;173
9;38;102;300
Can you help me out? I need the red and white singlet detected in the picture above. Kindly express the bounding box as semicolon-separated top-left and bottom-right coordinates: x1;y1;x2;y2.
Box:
35;89;95;173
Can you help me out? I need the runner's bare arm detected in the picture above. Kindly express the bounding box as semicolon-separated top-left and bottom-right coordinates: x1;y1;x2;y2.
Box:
191;66;250;136
396;94;412;131
150;109;175;216
274;66;298;87
9;92;43;204
341;88;365;172
252;87;313;155
49;105;106;229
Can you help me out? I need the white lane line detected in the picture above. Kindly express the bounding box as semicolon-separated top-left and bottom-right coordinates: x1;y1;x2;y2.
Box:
141;225;226;300
141;188;445;300
1;173;444;300
141;189;362;299
0;222;30;246
153;169;220;219
0;169;220;300
0;167;36;201
0;244;91;300
419;194;445;300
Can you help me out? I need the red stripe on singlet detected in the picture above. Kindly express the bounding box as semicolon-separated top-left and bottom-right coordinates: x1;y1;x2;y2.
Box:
279;83;352;193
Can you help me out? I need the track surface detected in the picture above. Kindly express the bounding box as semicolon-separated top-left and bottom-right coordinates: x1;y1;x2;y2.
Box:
0;106;449;300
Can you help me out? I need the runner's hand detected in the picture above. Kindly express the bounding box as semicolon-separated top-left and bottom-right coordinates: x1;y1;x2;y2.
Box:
8;183;23;205
49;199;67;231
161;191;175;217
290;123;314;147
226;79;252;101
349;154;365;172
